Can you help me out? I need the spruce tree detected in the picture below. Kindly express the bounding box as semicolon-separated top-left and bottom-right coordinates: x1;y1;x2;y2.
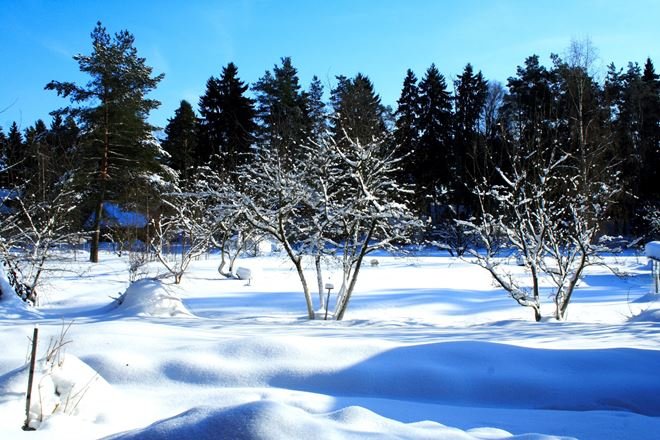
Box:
394;69;420;186
640;58;660;204
4;122;23;188
46;22;165;262
416;64;453;216
0;127;7;188
198;62;256;174
331;73;387;146
22;120;51;200
162;100;199;183
253;57;310;163
307;75;328;143
0;127;6;176
47;114;79;175
454;63;488;189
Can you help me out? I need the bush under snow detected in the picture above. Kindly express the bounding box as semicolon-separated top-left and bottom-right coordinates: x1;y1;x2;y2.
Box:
0;354;112;430
114;279;193;317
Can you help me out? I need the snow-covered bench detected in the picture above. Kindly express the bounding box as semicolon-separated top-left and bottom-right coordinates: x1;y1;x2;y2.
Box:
645;241;660;293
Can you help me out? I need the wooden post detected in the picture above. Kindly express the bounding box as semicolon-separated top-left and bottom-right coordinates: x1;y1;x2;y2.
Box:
22;326;39;431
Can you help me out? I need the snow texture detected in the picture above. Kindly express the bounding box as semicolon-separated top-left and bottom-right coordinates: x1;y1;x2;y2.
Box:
105;401;573;440
0;250;659;439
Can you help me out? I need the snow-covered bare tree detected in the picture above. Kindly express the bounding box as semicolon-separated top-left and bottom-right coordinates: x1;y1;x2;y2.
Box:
461;102;620;321
460;149;567;322
192;168;261;279
150;185;219;284
0;179;81;304
326;135;420;320
239;130;420;320
461;47;621;321
239;143;319;318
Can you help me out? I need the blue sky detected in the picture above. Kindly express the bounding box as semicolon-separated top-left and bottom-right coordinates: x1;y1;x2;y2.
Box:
2;0;659;131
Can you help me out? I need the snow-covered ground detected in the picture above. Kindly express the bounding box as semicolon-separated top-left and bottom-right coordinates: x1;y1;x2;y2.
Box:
1;249;659;439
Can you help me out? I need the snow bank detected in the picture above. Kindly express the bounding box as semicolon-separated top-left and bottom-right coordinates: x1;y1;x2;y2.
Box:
114;279;193;317
646;241;660;260
104;400;573;440
0;354;113;430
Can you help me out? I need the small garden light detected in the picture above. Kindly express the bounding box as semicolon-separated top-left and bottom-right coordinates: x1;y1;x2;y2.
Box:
324;282;334;320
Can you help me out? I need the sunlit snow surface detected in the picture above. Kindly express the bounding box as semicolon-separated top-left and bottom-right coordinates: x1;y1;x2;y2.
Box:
1;250;659;439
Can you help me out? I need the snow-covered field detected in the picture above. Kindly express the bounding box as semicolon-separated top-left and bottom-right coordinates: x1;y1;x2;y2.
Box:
1;249;659;439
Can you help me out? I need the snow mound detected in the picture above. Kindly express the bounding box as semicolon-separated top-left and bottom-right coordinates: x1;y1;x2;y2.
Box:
0;266;39;319
645;241;660;260
0;354;113;429
114;279;193;317
630;307;660;323
103;400;574;440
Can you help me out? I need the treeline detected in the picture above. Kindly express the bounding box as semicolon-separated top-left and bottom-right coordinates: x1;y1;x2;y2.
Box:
1;25;659;247
1;23;658;318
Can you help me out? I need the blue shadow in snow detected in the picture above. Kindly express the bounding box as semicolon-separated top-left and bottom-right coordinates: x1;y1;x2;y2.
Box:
268;340;660;417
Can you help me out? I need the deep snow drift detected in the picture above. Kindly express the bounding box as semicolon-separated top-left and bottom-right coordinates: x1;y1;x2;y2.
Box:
1;250;659;439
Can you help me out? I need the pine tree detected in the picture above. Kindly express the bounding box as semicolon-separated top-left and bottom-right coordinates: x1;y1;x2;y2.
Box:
162;100;199;183
253;57;310;163
198;62;256;174
394;69;420;186
46;22;165;263
416;64;453;216
499;55;559;183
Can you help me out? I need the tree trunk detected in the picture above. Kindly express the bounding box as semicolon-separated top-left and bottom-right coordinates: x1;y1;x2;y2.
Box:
335;221;376;320
292;258;314;319
91;94;110;264
315;254;324;309
89;198;104;263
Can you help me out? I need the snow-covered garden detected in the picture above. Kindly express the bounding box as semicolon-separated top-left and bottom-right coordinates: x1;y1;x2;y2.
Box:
1;246;660;439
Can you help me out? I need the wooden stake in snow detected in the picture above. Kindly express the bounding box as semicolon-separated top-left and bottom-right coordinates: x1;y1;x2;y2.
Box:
23;326;38;431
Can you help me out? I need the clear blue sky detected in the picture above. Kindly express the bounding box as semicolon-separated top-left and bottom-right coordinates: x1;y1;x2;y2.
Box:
2;0;659;131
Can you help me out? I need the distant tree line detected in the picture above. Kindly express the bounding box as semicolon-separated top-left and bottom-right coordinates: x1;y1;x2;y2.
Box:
1;23;658;318
159;41;660;242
